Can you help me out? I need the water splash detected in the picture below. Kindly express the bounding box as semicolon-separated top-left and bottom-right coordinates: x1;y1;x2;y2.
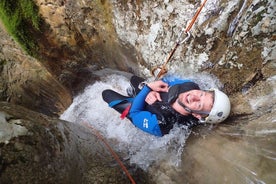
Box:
60;74;184;170
60;72;221;170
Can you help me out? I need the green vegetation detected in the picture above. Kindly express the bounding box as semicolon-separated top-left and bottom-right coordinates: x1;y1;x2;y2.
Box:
0;0;42;56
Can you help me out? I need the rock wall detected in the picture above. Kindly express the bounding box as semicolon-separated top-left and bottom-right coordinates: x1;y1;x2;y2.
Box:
0;22;71;116
0;0;141;116
35;0;140;80
0;102;150;183
110;0;275;94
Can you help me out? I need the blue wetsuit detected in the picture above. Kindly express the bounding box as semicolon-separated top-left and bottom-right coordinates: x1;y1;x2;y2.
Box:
129;77;199;136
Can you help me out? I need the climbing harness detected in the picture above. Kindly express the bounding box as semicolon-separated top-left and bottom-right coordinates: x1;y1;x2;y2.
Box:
81;121;136;184
151;0;208;80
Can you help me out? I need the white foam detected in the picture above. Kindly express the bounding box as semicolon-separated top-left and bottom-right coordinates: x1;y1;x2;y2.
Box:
60;74;199;170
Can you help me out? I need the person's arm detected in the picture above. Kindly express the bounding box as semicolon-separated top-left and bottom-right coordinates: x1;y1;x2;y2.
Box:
128;85;163;136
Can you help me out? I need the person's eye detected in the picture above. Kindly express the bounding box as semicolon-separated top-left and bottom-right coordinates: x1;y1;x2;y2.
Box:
198;102;201;109
199;102;203;110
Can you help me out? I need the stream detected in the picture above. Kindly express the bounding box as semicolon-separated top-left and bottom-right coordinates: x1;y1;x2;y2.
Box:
60;69;276;183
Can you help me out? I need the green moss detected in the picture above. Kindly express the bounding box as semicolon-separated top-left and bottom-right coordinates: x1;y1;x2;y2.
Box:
0;0;42;56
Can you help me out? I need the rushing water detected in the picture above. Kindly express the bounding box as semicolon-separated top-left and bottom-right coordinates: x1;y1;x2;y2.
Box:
60;70;276;183
60;70;221;168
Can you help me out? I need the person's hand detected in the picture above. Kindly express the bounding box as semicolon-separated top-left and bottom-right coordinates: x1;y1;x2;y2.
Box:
145;91;162;105
147;80;169;92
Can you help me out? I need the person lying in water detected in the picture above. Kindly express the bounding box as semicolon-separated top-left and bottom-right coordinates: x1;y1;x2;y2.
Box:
102;75;231;137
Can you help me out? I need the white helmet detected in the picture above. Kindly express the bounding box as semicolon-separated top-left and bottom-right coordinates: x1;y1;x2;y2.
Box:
204;89;231;124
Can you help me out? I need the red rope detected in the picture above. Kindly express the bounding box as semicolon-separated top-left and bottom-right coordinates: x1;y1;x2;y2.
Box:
81;121;136;184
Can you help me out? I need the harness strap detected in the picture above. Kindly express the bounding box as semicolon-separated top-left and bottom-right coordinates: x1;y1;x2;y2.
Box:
108;98;133;107
108;98;133;119
120;105;131;119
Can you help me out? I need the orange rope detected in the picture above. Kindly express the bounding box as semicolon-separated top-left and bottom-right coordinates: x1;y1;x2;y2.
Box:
154;0;208;79
81;121;136;184
185;0;208;32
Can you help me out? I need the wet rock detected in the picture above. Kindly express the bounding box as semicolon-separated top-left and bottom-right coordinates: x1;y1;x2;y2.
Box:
0;102;149;183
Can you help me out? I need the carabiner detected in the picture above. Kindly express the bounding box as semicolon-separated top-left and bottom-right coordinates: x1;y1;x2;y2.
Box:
178;31;191;44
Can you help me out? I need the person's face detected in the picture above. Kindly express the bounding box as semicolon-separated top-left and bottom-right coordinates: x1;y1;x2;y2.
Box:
177;90;214;119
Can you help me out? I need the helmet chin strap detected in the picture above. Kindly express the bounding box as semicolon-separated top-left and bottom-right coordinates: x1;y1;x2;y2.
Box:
177;99;210;115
